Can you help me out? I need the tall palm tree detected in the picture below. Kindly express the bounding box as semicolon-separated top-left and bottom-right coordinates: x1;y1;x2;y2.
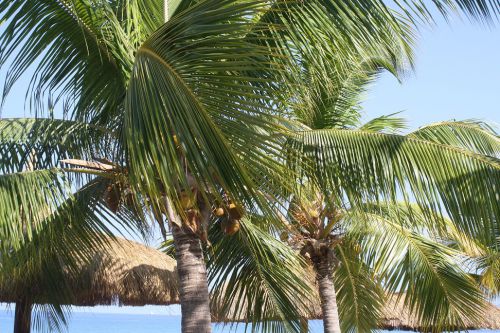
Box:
277;53;500;332
1;1;499;333
206;53;500;329
285;153;498;333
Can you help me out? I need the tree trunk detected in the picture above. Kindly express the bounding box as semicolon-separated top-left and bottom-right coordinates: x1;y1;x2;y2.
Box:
300;317;309;333
172;224;212;333
14;299;32;333
314;255;341;333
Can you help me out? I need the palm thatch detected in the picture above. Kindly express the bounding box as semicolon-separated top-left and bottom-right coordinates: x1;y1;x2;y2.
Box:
212;288;500;330
69;236;179;306
380;294;500;331
0;237;179;306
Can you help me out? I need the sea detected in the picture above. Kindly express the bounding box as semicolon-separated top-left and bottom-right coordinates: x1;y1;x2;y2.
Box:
0;309;499;333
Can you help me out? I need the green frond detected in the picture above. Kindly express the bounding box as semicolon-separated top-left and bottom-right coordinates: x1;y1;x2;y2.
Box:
1;178;117;277
394;0;499;24
208;218;314;333
360;112;408;134
0;169;72;249
475;235;500;295
0;118;114;173
160;238;176;258
334;238;385;333
32;304;69;333
343;201;487;261
125;0;293;219
343;206;487;331
256;0;414;117
409;120;500;158
110;0;164;37
0;0;131;123
164;0;186;20
0;176;144;331
289;129;500;244
294;62;375;130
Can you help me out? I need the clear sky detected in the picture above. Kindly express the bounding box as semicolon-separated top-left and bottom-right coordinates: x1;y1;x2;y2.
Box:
0;11;498;315
361;16;499;127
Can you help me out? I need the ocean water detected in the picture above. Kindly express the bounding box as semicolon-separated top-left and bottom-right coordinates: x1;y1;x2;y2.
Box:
0;310;499;333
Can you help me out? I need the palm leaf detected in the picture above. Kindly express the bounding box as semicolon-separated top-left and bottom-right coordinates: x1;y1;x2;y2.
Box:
475;234;500;295
0;0;131;123
289;129;500;244
394;0;499;24
254;0;414;116
31;304;69;333
409;120;500;158
343;203;487;330
0;118;114;173
110;0;165;37
0;169;72;249
125;0;294;219
208;218;314;333
0;176;145;332
360;112;408;134
334;238;386;333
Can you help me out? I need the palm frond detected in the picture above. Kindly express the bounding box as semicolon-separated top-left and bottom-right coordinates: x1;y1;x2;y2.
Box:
360;112;408;134
0;177;143;333
1;177;123;278
0;169;72;249
165;0;187;20
125;0;294;219
394;0;499;24
0;0;131;123
110;0;164;38
289;129;500;244
409;120;500;158
208;218;314;333
334;238;386;333
475;235;500;295
31;304;70;333
0;118;114;173
256;0;414;114
343;205;487;331
293;62;377;130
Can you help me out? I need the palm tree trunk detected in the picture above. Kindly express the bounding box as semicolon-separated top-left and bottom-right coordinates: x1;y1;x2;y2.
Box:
14;299;32;333
172;224;212;333
314;256;341;333
300;317;309;333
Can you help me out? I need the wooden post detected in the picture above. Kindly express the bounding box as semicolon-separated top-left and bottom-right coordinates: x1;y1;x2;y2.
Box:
14;299;32;333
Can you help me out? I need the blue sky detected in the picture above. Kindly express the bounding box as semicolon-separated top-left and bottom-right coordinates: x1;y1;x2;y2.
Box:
0;12;498;315
361;16;499;127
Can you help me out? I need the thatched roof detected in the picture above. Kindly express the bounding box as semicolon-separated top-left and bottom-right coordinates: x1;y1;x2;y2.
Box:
380;294;500;331
212;287;500;330
0;237;179;306
69;236;179;306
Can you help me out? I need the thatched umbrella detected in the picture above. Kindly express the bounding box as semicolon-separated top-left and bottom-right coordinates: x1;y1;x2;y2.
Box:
212;289;500;332
379;294;500;331
0;237;179;333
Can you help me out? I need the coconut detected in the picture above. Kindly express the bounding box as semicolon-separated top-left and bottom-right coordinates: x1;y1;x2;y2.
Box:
214;207;225;217
228;203;242;220
225;220;240;235
105;184;120;213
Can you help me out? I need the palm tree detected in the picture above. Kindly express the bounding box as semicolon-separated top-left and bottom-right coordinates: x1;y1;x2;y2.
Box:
285;160;497;333
279;52;500;332
1;1;499;332
0;118;148;333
